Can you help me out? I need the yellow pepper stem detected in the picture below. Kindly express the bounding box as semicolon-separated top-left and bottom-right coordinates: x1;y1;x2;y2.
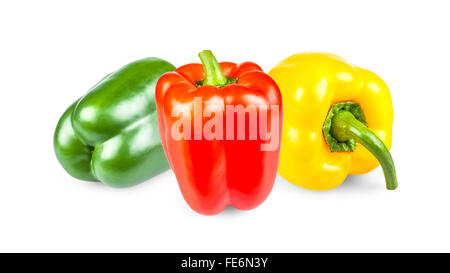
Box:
330;110;398;190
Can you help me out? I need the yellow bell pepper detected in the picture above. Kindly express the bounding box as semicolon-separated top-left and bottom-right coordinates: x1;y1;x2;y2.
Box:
269;52;397;190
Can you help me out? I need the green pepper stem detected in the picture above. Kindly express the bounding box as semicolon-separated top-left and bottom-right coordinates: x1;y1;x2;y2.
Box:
331;111;398;190
198;50;227;86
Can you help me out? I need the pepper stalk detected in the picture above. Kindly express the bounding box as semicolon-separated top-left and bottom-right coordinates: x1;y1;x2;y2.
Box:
323;102;398;190
197;50;237;87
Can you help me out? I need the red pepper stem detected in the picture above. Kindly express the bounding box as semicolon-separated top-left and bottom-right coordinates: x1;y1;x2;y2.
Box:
198;50;227;87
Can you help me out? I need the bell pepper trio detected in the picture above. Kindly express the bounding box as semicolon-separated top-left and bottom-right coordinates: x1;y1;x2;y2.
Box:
54;50;397;215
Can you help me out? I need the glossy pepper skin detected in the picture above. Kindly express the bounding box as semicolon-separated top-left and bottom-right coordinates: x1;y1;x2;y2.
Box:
155;50;282;215
269;53;397;191
54;57;175;187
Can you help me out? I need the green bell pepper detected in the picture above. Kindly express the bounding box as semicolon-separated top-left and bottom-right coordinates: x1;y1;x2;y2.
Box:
54;57;175;187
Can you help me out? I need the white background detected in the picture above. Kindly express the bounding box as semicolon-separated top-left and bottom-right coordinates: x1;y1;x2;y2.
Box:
0;0;449;252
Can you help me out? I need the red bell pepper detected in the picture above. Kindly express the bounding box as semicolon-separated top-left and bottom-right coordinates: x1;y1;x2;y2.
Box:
155;50;282;215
